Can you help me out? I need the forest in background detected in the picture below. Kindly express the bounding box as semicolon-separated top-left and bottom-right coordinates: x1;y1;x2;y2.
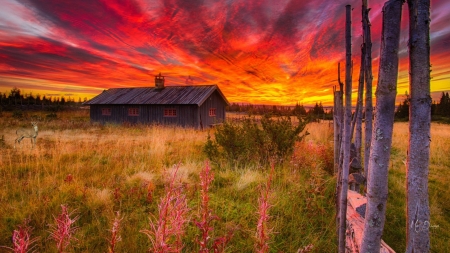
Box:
2;87;450;124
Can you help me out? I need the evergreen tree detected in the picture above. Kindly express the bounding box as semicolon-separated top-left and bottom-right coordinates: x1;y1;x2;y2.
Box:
395;92;410;119
9;87;21;105
292;102;306;115
437;92;450;117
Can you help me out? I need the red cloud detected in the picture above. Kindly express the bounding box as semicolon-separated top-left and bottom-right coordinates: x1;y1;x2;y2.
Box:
0;0;448;105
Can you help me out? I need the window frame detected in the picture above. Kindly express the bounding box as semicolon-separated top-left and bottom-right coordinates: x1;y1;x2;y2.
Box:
163;108;177;117
209;108;216;117
101;107;112;116
128;107;139;116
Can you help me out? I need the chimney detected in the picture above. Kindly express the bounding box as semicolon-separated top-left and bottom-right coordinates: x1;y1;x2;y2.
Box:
155;73;165;89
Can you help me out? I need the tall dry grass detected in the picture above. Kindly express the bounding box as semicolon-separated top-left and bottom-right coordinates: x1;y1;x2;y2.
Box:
0;111;337;252
0;112;209;252
384;122;450;252
0;110;447;252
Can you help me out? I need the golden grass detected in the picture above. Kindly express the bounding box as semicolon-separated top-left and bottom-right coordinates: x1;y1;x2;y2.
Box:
235;169;264;191
376;122;450;252
0;111;448;252
304;121;334;144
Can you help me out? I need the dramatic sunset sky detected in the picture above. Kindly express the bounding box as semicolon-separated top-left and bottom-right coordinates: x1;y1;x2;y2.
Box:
0;0;449;106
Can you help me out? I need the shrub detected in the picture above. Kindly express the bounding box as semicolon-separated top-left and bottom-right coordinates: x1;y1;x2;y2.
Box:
203;133;220;162
204;115;309;166
260;114;308;162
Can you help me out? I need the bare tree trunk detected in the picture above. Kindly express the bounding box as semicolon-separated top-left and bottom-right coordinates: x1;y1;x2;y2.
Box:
337;62;345;176
334;62;345;237
406;0;431;251
335;62;344;174
337;62;345;173
352;45;365;161
334;88;343;175
360;0;402;252
338;5;352;253
363;0;373;177
334;86;342;236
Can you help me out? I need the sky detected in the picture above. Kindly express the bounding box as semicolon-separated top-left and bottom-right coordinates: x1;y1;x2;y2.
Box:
0;0;449;106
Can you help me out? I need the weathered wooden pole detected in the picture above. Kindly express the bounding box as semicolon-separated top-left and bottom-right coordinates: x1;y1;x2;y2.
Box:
406;0;431;251
334;85;340;234
363;0;373;177
354;48;364;162
337;62;345;172
333;86;341;175
334;62;344;174
360;0;403;251
338;5;352;253
351;44;365;155
334;63;344;236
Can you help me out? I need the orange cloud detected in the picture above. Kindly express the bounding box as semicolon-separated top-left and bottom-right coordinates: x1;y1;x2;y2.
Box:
0;0;449;106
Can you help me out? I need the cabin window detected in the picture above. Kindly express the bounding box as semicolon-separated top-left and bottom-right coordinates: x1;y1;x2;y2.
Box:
102;108;111;116
209;108;216;117
164;108;177;117
128;108;139;116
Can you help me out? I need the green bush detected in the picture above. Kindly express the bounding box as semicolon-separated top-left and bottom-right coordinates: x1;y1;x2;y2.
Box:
204;115;309;166
261;114;308;161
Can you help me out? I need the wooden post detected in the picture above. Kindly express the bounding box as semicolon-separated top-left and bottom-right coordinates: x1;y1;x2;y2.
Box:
406;0;431;251
338;5;352;253
334;62;344;238
333;98;342;174
360;0;403;251
334;62;344;174
351;44;365;161
354;48;365;163
363;0;373;178
334;86;340;174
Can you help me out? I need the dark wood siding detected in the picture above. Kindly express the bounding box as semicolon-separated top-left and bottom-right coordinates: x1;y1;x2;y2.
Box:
198;90;227;127
90;104;199;127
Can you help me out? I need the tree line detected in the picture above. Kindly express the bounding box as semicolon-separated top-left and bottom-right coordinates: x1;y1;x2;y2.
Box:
227;102;333;120
0;87;87;109
395;91;450;121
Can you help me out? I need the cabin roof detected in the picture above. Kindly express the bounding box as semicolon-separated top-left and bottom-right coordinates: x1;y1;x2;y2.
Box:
84;85;229;106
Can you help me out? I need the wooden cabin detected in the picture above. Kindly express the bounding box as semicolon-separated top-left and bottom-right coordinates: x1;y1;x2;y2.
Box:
84;74;229;128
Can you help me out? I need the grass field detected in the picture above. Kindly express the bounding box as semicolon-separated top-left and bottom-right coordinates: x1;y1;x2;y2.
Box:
0;110;448;252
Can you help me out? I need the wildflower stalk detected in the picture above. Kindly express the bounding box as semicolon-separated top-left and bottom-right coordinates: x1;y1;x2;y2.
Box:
255;165;275;253
48;204;79;253
108;211;122;253
0;219;39;253
196;161;214;253
195;161;233;253
141;165;189;253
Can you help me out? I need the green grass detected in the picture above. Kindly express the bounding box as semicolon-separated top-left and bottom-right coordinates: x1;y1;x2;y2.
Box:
0;111;448;252
0;111;336;252
382;122;450;253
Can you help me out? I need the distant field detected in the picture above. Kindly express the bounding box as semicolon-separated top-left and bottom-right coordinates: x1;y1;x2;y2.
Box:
0;110;448;252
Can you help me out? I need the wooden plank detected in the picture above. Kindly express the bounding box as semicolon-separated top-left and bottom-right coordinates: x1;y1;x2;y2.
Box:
346;190;395;253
